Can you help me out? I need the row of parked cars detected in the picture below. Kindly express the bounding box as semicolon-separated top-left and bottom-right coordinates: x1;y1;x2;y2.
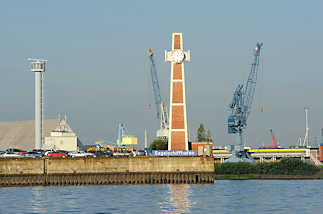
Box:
0;148;114;158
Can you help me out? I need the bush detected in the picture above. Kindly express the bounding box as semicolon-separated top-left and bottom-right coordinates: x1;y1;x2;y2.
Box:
149;138;168;151
214;158;319;176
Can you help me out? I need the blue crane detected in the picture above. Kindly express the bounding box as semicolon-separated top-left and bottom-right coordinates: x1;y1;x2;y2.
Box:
226;42;263;162
117;123;127;147
147;48;169;138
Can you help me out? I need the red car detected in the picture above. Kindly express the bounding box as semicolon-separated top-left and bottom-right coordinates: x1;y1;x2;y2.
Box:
46;151;68;158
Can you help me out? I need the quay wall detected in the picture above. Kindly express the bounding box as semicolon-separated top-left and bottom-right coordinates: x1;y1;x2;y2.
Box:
0;157;214;186
0;158;44;175
46;157;213;174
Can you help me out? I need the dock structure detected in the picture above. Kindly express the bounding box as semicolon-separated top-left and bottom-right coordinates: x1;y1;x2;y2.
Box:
213;148;322;165
0;157;214;186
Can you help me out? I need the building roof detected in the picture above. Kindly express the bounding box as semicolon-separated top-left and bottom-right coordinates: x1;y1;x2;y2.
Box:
0;119;60;151
50;117;76;137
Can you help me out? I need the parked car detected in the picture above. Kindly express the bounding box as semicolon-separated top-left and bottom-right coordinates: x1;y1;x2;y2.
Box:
68;151;95;158
90;150;113;157
6;148;25;153
0;152;23;158
0;151;5;155
6;148;26;155
113;151;132;157
43;150;53;155
46;151;68;158
32;149;46;154
56;150;69;154
23;152;44;158
136;150;146;156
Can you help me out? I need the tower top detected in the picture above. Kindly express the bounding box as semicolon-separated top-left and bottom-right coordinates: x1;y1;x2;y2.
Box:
28;58;47;72
165;33;190;63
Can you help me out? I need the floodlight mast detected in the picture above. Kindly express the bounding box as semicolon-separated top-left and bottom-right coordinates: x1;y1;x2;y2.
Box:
28;58;47;150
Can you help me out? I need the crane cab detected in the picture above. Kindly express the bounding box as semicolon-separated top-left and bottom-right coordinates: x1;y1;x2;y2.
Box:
228;116;239;134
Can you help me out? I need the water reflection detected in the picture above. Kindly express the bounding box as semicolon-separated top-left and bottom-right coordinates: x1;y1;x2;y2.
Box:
30;186;47;213
160;184;191;213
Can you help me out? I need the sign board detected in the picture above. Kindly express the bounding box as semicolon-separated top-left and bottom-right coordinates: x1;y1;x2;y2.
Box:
152;150;197;157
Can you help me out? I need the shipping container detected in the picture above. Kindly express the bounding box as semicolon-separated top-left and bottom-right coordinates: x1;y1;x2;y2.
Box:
191;142;213;156
121;136;138;145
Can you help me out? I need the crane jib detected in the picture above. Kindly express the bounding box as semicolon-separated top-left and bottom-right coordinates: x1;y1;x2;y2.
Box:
147;49;169;138
149;55;162;120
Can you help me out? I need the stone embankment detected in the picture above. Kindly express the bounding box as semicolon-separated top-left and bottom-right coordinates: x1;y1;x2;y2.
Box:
0;157;214;186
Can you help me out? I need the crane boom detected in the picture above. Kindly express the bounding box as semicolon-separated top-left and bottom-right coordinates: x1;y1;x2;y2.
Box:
148;48;162;120
270;129;277;147
243;42;263;118
147;48;169;138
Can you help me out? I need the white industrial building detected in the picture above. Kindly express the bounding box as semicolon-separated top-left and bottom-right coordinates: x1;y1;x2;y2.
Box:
43;117;81;151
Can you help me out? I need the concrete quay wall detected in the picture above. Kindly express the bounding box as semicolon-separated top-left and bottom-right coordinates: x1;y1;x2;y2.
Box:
0;158;44;175
0;157;214;186
45;157;213;174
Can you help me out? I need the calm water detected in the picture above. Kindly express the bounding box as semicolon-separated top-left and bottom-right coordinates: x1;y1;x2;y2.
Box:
0;180;323;214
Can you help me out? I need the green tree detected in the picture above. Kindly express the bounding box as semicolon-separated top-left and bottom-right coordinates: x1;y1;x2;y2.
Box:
150;138;168;151
197;123;206;142
207;129;212;142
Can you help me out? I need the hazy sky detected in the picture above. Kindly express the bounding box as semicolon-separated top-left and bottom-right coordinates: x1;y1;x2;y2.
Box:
1;1;322;148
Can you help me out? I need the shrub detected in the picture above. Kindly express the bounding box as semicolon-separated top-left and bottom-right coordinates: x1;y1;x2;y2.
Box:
214;158;319;175
149;138;168;151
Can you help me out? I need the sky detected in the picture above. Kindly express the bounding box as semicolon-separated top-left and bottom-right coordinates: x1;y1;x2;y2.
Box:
1;0;323;148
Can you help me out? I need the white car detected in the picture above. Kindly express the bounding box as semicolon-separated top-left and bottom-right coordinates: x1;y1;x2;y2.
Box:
0;152;23;158
113;151;133;157
68;151;95;158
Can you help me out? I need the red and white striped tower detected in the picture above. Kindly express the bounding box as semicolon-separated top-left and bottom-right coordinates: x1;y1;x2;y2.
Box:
165;33;190;150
